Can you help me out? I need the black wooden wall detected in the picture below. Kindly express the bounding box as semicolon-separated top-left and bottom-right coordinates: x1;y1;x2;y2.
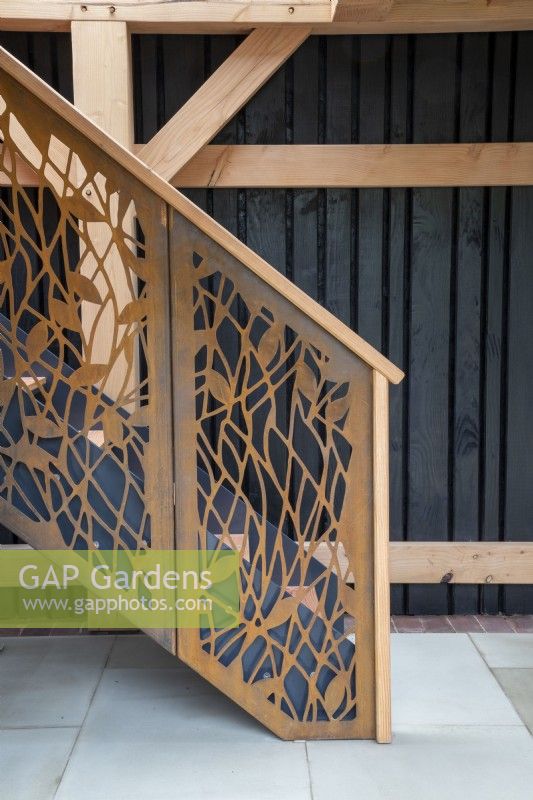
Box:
1;30;532;614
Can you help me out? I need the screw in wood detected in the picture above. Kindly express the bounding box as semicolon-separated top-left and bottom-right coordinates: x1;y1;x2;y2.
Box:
288;7;295;13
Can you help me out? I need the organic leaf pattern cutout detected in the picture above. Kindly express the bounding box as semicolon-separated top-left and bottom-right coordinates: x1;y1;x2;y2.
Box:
190;255;359;724
0;79;156;552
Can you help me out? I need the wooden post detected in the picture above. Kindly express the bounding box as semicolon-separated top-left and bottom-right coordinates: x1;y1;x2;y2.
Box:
71;21;135;402
373;369;392;743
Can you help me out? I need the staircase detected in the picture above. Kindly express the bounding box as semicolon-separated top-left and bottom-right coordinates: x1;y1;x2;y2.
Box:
0;46;402;741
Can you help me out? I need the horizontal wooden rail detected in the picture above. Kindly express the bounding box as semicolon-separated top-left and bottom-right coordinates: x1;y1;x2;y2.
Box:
173;143;533;188
0;1;333;32
4;143;533;189
390;542;533;585
308;542;533;584
1;0;533;34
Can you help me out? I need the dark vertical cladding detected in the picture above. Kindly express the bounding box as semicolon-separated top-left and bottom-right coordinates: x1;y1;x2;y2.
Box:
504;32;533;614
1;31;532;613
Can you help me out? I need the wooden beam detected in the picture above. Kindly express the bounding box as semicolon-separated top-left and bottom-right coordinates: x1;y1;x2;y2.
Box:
0;1;332;32
331;0;533;33
373;370;392;744
71;21;135;402
1;0;533;34
308;541;533;584
6;143;533;189
390;542;533;585
173;143;533;187
6;142;533;189
137;26;310;181
332;0;392;23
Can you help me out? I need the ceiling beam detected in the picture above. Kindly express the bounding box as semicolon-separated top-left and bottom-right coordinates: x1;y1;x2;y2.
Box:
172;143;533;187
137;26;311;181
0;0;532;34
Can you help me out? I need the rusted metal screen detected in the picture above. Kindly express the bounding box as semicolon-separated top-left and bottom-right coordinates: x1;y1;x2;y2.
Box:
0;69;174;594
171;213;376;739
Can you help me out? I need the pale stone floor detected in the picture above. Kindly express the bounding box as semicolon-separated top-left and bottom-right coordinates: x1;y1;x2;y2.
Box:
1;632;532;800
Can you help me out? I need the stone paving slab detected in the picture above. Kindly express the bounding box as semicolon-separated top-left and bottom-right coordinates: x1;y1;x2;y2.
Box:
0;636;113;727
307;726;533;800
470;633;533;668
1;632;532;800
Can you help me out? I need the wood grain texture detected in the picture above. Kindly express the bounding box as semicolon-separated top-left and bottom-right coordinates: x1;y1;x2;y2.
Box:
172;142;533;187
138;26;311;180
390;542;533;584
1;0;533;33
373;370;391;744
308;541;533;585
71;21;135;401
0;45;403;384
0;2;333;32
8;142;533;188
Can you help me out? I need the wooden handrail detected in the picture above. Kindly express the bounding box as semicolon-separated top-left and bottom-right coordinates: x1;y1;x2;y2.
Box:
0;46;404;384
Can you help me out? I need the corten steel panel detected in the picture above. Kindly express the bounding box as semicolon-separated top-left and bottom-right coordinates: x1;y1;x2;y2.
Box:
170;212;376;739
0;67;175;647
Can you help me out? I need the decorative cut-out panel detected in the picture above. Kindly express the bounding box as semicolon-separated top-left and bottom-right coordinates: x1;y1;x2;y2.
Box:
172;215;376;740
0;69;174;557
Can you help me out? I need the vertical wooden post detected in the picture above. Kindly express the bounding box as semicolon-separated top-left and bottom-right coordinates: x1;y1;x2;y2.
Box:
373;369;392;743
71;22;133;150
71;21;135;401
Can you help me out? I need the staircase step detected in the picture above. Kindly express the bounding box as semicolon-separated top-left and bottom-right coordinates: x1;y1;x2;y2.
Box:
21;375;46;392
